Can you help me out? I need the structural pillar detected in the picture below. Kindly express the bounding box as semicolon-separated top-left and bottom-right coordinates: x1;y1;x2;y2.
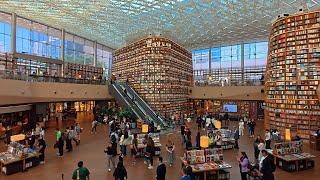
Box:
208;48;211;76
11;13;16;54
241;43;244;84
93;41;97;67
61;29;65;77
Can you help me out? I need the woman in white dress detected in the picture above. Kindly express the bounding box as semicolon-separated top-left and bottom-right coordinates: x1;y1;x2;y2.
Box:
239;120;245;136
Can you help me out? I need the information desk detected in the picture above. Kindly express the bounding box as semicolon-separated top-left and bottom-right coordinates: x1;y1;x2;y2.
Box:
181;157;232;180
0;152;40;175
266;149;315;172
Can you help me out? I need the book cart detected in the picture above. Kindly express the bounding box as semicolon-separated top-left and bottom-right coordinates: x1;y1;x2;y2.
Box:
181;148;232;180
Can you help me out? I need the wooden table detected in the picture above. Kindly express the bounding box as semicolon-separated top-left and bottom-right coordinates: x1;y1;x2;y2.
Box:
266;150;316;172
0;152;40;175
180;157;232;180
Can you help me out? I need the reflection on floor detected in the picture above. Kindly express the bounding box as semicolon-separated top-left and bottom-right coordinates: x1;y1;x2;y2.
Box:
0;112;319;180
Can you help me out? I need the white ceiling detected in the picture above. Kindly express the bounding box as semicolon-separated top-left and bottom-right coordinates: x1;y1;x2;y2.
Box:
1;0;319;50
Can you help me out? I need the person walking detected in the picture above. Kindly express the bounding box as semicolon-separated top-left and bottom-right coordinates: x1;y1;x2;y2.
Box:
265;129;271;149
258;139;266;162
113;161;127;180
234;126;240;149
195;131;201;149
215;131;222;148
119;131;130;157
75;123;81;144
38;138;46;164
238;152;250;180
254;136;263;162
57;136;64;157
91;119;98;134
239;120;245;136
156;156;166;180
65;127;73;152
146;137;155;169
259;150;276;180
72;161;90;180
56;128;62;141
166;139;175;167
131;134;138;165
105;141;117;172
180;124;186;144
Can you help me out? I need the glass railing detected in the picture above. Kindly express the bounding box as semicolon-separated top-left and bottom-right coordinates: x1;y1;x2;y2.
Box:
194;67;266;87
119;82;168;128
0;70;107;85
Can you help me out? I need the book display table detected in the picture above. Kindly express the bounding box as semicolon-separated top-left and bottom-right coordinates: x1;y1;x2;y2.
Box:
136;133;162;156
267;141;316;172
181;148;232;180
0;151;40;175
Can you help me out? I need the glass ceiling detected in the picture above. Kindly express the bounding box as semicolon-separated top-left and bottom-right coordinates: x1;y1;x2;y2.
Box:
1;0;319;50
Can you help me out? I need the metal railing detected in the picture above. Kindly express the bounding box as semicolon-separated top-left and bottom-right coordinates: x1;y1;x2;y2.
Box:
0;70;107;85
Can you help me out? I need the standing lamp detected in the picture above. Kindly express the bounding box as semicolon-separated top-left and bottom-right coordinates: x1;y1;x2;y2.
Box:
285;128;291;141
214;120;222;129
200;135;209;148
142;124;149;133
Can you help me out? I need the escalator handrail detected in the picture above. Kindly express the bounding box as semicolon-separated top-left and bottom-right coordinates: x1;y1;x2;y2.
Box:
120;82;168;127
112;83;149;123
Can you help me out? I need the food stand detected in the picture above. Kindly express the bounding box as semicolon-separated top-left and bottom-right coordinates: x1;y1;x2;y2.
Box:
181;148;232;180
0;136;40;175
266;141;316;172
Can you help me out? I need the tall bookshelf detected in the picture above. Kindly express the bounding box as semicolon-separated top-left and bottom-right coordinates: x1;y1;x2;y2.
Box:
112;36;193;118
265;11;320;139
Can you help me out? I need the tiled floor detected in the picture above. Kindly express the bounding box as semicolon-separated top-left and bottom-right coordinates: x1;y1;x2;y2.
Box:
0;112;319;180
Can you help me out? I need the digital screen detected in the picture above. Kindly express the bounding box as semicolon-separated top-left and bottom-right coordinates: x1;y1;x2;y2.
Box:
223;104;237;112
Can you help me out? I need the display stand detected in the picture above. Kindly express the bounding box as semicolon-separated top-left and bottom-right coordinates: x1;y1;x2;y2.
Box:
208;129;235;150
267;141;316;172
136;133;162;157
181;148;232;180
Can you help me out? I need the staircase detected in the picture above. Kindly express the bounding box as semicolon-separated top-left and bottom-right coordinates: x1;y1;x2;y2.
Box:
110;81;168;128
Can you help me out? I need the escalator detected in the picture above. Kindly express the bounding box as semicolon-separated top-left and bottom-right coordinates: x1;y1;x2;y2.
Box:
119;82;168;128
110;82;168;128
110;82;149;124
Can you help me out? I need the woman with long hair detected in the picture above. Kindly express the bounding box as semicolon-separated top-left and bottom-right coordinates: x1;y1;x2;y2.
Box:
113;161;127;180
145;137;155;169
120;130;129;156
238;152;249;180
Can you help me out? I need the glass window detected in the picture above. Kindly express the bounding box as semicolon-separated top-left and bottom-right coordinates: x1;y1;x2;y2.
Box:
97;43;112;78
0;12;11;53
16;17;61;59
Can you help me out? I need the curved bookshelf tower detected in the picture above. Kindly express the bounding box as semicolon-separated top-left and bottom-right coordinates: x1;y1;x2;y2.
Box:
265;11;320;139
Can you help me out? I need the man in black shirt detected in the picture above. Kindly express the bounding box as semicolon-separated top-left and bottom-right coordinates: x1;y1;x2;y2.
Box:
156;156;166;180
260;150;275;180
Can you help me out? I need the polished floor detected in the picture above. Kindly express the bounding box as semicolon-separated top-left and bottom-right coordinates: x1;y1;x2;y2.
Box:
0;112;319;180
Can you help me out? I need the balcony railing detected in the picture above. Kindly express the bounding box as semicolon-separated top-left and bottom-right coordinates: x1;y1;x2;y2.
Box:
0;70;107;85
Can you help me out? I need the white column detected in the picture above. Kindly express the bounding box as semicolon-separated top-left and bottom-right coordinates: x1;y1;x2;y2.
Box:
241;43;244;84
61;29;65;77
11;13;16;54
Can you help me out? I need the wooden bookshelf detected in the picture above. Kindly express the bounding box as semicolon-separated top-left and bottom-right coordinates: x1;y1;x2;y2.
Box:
265;11;320;139
112;36;193;118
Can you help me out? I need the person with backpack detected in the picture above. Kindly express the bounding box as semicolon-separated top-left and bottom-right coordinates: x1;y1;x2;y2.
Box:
259;150;276;180
238;152;250;180
72;161;90;180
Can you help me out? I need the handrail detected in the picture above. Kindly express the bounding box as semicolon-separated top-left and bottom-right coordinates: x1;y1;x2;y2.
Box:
111;83;147;122
120;82;168;127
